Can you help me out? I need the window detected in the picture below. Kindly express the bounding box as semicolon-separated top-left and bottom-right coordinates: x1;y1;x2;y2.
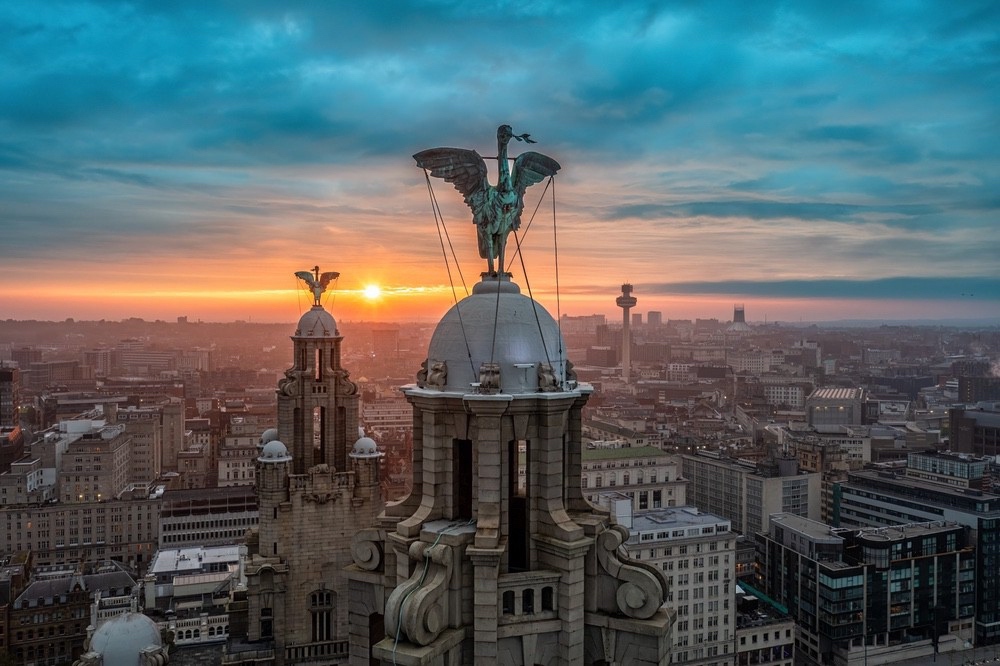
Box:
310;590;333;642
260;608;273;639
523;588;534;614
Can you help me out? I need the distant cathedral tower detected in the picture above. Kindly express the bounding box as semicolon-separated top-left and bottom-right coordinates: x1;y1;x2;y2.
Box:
233;267;382;666
347;273;674;665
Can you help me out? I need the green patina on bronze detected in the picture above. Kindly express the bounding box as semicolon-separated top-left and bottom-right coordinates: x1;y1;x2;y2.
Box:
414;124;560;274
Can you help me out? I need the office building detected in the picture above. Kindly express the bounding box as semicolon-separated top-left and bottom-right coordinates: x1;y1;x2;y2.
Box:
756;514;974;665
624;506;735;665
681;451;821;537
834;455;1000;645
582;445;686;512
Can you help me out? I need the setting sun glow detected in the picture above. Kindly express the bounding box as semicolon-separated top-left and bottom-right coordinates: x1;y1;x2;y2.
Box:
363;285;382;301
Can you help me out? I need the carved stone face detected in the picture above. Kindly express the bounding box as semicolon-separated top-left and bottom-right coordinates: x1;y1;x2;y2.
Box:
497;124;513;143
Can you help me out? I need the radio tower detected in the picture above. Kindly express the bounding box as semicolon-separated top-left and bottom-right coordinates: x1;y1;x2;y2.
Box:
616;283;637;383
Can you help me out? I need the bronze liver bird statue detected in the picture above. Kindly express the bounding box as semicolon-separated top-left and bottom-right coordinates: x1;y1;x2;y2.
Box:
414;125;561;274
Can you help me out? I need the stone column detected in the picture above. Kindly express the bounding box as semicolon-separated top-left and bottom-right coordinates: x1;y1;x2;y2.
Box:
467;546;503;664
464;394;511;550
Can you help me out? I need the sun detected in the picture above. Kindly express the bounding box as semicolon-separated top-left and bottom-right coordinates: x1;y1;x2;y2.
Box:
363;284;382;300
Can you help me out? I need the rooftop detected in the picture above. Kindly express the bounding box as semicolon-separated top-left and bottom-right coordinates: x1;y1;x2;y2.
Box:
149;545;242;575
582;445;670;461
809;387;865;401
630;506;731;536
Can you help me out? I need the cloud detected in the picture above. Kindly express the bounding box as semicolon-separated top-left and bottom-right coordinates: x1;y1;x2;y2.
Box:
642;277;1000;300
0;0;997;320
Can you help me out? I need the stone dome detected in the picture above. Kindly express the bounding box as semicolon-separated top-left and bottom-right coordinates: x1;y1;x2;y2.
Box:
89;612;162;665
350;436;381;459
259;439;292;463
259;428;279;448
295;305;337;337
423;276;569;394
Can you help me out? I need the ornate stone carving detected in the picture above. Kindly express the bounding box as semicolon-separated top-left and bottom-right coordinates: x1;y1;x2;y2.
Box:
417;359;448;389
594;525;668;620
304;490;341;504
478;362;500;393
335;370;359;396
351;528;385;572
384;541;454;646
565;359;577;382
538;363;559;392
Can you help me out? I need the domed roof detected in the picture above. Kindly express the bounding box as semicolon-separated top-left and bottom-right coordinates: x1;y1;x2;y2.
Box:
89;612;162;665
295;305;337;337
350;436;381;459
259;428;279;448
259;439;291;463
423;276;569;395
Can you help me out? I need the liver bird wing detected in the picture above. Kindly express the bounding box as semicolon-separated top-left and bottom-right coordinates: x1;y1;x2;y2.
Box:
413;148;489;213
318;272;340;289
506;152;561;232
294;271;317;287
512;152;561;197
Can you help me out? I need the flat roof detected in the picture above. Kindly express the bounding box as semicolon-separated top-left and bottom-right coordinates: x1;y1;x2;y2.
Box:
769;512;840;541
149;545;241;574
583;445;669;460
809;387;864;401
632;506;731;532
848;469;1000;504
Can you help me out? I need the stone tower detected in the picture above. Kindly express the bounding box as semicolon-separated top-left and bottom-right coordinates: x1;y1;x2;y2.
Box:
347;273;675;666
234;268;383;665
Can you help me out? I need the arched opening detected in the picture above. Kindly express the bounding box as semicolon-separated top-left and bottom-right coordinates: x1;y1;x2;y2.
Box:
542;586;554;611
502;590;515;615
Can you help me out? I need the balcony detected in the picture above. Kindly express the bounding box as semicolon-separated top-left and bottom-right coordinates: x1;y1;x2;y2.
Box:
498;570;561;633
285;640;349;663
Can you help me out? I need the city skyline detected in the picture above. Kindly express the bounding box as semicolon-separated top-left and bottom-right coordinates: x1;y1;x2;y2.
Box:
1;1;998;324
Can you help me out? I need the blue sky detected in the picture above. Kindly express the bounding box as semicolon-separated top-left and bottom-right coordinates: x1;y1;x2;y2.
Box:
1;1;997;322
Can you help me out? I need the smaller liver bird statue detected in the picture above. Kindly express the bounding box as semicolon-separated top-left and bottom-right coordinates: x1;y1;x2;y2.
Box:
295;266;340;305
414;124;561;274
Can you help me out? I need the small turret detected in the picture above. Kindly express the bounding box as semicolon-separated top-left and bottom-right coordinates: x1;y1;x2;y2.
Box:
349;436;383;501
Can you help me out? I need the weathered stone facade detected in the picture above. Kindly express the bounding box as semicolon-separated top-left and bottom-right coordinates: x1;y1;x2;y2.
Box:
347;275;675;666
228;292;383;666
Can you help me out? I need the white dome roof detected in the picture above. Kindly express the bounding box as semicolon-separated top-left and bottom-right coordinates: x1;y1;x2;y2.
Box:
259;439;291;463
350;436;381;458
295;305;337;337
259;428;279;448
89;613;161;665
424;276;569;394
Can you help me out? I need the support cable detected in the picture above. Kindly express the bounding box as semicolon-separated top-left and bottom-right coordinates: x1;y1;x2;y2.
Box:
423;171;476;379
